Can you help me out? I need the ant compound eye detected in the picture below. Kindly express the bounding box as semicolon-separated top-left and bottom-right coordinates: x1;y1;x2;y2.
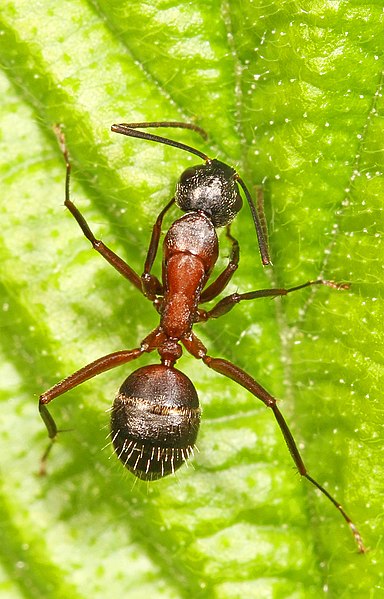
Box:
110;364;201;480
176;159;243;227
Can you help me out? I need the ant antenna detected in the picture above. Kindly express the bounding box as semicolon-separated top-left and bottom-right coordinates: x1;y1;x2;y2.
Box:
111;122;271;265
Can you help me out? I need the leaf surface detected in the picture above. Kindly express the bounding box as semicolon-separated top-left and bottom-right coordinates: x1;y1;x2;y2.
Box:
0;1;383;597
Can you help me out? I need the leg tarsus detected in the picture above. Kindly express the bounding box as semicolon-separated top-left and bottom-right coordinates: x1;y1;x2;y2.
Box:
39;403;57;438
304;473;367;553
39;438;55;476
38;404;73;476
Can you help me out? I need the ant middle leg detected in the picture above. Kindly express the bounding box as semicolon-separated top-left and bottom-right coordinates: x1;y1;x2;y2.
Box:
200;278;350;321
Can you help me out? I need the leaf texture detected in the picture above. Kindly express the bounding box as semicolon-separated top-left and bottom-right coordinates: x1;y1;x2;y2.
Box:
0;1;383;597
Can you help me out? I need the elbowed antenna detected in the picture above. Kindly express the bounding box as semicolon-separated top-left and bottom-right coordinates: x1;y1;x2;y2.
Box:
111;122;209;162
235;176;271;266
111;121;271;266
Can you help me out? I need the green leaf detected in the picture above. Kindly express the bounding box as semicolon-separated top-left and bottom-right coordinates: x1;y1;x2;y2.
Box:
0;1;383;597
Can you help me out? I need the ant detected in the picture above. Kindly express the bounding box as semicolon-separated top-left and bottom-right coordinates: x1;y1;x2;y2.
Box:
39;121;366;553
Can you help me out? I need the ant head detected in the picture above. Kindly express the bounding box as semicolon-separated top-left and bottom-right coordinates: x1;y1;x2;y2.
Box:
111;123;270;264
175;159;243;227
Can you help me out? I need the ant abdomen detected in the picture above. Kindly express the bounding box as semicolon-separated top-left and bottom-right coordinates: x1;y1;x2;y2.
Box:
110;364;201;480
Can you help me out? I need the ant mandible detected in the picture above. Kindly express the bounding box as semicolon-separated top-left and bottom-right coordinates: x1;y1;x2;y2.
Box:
39;121;366;553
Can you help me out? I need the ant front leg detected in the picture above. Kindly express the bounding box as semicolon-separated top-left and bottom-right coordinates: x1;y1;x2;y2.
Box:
182;332;366;553
200;226;240;303
201;278;350;320
39;347;145;475
141;197;176;299
53;125;143;295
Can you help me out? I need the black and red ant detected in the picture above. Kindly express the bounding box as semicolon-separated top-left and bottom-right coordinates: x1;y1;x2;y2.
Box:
39;122;366;552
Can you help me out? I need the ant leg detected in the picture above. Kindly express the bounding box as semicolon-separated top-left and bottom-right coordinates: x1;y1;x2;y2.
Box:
53;125;143;294
254;185;269;254
201;279;349;320
182;333;366;553
39;346;145;474
200;226;239;303
141;197;175;299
